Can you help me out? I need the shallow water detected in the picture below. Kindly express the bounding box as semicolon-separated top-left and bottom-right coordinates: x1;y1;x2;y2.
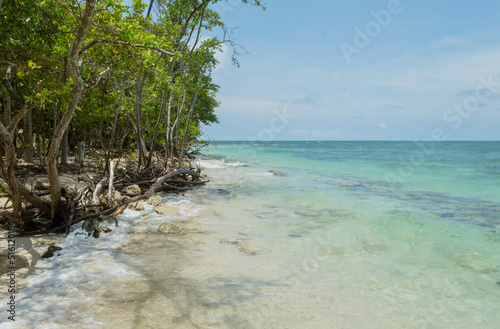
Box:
3;141;500;328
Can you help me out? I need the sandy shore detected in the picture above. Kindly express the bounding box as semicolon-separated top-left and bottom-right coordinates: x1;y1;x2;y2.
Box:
0;229;63;299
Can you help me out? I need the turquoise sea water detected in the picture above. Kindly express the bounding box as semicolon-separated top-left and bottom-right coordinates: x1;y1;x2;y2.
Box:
4;141;500;328
197;141;500;328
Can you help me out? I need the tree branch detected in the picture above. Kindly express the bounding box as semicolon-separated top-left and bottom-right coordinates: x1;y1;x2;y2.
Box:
3;65;25;105
80;40;174;57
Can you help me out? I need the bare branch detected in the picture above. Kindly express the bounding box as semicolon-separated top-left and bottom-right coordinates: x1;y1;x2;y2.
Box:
3;65;25;105
8;102;30;133
85;67;110;90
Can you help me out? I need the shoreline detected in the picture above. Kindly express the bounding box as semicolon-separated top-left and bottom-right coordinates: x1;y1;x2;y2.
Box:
0;230;63;300
1;148;500;327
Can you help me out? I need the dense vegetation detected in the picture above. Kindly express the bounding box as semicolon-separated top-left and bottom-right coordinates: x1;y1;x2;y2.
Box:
0;0;263;232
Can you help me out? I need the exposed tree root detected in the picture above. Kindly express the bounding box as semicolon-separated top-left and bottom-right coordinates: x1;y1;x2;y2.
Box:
14;167;208;237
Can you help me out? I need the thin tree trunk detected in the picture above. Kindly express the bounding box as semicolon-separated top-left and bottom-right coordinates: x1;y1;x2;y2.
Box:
23;109;33;163
0;102;31;219
164;89;173;163
134;75;147;168
1;70;33;218
46;0;96;220
60;56;69;165
108;160;114;207
99;87;106;150
179;67;205;164
61;128;69;165
147;87;167;168
174;86;188;158
104;86;124;172
0;129;21;218
3;95;11;126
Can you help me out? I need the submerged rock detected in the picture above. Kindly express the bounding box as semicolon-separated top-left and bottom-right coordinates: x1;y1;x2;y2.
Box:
127;202;145;211
157;223;180;234
42;243;63;259
457;255;497;274
294;210;321;217
269;170;287;177
220;239;242;245
147;194;162;206
99;226;112;234
154;204;179;216
238;246;270;256
122;184;141;195
341;182;362;188
0;253;29;274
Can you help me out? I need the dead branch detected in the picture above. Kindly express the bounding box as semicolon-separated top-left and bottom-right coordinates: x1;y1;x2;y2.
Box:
108;160;115;207
92;177;107;204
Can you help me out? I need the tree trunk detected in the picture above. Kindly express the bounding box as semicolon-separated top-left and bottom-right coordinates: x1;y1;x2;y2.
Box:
74;142;86;165
0;129;21;218
2;95;11;126
134;75;147;168
179;68;205;163
23;109;34;163
0;102;31;219
147;87;167;168
60;55;69;165
61;128;69;165
104;85;123;172
46;0;96;220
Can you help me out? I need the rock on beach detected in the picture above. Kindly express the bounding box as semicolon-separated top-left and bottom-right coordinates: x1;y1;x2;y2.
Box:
154;204;179;216
123;184;141;195
147;194;162;206
157;223;181;234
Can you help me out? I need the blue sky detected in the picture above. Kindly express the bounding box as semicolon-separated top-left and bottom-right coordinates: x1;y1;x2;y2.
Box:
200;0;500;141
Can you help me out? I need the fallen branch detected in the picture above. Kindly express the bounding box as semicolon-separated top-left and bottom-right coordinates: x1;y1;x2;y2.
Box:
92;177;107;204
156;185;196;193
108;160;115;207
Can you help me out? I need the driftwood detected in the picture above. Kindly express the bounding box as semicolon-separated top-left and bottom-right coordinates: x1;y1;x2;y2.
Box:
108;160;115;207
92;177;107;204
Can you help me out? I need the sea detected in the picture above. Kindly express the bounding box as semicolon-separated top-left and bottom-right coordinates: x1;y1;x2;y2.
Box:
2;141;500;328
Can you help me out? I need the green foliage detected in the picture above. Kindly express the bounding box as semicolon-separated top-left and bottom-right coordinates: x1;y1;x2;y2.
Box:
0;180;10;197
0;0;263;168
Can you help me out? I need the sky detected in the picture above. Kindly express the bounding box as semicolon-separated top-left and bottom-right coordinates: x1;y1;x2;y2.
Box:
199;0;500;141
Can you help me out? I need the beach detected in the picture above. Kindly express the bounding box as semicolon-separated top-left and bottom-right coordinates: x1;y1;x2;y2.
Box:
1;141;500;328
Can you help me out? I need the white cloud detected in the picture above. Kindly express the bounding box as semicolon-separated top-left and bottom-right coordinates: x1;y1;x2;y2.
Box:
214;42;230;71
